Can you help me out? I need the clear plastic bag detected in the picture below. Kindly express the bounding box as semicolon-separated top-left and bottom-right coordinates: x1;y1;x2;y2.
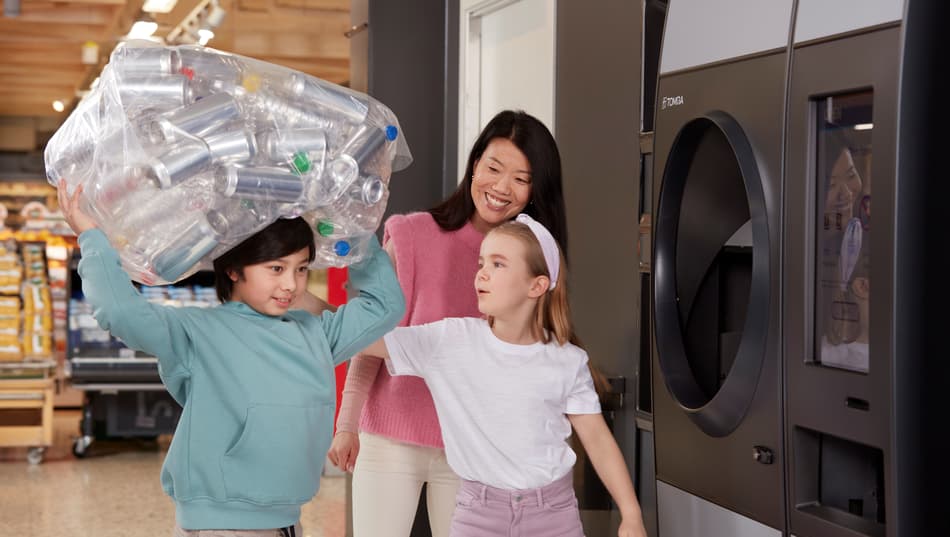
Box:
45;41;411;284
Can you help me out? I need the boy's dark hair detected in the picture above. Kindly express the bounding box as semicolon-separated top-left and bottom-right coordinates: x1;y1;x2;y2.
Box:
212;217;315;302
428;109;570;260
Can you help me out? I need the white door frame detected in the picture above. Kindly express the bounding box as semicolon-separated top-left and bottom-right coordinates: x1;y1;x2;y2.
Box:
458;0;557;183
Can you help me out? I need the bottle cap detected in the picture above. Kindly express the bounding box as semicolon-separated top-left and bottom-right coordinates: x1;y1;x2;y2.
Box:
334;240;351;256
316;221;334;237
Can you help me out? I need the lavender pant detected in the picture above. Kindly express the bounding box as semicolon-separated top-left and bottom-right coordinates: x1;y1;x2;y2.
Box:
449;472;584;537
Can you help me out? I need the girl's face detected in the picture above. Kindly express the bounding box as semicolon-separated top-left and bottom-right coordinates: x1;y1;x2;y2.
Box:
229;247;311;317
470;138;533;233
475;232;546;319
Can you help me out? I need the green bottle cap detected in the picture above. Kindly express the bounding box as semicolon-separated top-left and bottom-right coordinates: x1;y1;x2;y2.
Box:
292;152;311;174
316;221;334;236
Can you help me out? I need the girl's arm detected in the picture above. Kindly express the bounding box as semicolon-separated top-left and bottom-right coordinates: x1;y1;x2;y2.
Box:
569;413;648;537
358;337;390;360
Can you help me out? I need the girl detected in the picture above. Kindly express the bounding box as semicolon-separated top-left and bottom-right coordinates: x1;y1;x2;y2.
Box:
311;110;570;537
57;181;405;536
358;214;647;537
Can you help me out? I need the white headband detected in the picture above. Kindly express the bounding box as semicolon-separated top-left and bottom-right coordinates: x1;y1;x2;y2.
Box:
515;213;560;290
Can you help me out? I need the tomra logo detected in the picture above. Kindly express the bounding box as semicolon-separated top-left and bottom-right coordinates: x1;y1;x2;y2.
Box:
661;95;685;110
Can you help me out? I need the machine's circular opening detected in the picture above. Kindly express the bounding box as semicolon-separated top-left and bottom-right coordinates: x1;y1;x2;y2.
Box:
653;112;770;437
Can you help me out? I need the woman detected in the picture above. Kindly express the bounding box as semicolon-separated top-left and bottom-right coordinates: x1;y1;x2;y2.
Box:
318;110;568;537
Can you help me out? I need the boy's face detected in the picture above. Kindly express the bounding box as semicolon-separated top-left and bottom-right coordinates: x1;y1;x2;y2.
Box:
229;247;311;317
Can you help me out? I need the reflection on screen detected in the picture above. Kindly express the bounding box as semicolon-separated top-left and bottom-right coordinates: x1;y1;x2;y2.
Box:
814;91;872;373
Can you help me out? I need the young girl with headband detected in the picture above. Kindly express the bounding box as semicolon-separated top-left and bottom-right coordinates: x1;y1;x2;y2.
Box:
358;214;647;537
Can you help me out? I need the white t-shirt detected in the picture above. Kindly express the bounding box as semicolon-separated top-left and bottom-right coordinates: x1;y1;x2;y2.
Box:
383;317;601;490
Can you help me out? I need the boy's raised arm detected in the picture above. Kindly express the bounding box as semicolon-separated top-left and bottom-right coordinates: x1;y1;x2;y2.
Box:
320;236;405;365
77;230;194;385
61;181;194;395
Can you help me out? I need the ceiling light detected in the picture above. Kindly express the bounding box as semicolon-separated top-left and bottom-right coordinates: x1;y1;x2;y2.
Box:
197;29;215;46
142;0;178;14
52;100;65;113
853;123;874;131
128;20;159;39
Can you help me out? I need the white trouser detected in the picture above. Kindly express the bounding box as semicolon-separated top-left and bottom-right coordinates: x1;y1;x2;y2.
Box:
352;432;460;537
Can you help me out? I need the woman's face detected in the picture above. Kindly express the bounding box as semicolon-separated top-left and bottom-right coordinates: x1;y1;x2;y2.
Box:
470;138;533;233
826;148;863;219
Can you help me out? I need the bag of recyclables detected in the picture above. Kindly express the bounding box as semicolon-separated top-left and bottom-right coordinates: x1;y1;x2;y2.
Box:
45;41;411;285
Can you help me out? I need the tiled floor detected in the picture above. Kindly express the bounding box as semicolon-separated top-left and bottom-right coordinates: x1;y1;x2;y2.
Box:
0;410;346;537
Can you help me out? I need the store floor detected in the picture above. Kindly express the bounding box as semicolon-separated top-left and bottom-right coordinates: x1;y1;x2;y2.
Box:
0;410;346;537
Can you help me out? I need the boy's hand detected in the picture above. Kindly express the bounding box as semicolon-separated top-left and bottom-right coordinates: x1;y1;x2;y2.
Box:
57;179;98;235
327;431;360;472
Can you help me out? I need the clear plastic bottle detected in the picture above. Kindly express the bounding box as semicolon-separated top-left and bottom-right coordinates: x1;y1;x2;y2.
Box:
324;124;397;201
312;233;370;268
257;127;327;173
283;72;369;124
177;47;243;96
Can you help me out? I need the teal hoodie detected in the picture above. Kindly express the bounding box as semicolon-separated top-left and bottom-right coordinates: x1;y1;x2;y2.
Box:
77;229;405;530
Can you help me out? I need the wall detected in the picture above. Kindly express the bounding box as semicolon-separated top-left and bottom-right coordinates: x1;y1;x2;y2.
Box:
555;1;646;534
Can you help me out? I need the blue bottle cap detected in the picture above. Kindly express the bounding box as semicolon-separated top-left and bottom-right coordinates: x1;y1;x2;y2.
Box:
385;125;398;141
334;240;351;256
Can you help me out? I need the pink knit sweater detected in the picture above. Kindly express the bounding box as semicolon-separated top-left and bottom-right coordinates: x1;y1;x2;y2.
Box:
335;212;485;447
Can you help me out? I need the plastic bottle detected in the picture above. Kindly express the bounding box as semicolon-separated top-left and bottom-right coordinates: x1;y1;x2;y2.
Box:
283;72;369;124
177;47;243;95
257;127;328;173
324;124;397;199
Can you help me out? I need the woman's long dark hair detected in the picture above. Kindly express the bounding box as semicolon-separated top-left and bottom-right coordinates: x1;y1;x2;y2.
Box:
212;217;315;302
429;110;569;259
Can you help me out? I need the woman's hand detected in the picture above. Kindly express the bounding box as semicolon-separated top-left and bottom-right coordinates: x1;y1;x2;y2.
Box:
57;180;97;235
327;431;360;472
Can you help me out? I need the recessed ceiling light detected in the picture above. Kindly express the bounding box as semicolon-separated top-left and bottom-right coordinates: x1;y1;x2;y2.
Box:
197;29;214;46
128;20;159;39
52;100;65;112
143;0;179;14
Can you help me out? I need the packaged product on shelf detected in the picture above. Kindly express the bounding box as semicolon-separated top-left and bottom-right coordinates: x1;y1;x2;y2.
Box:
0;250;22;295
22;283;53;359
45;41;413;285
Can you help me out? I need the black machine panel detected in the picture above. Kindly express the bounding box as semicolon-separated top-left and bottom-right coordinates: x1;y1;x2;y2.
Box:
651;52;787;530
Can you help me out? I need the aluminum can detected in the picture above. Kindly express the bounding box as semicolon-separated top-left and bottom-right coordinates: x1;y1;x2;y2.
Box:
215;166;304;203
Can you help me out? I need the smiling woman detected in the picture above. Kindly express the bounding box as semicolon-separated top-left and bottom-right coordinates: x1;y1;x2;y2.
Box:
312;109;571;537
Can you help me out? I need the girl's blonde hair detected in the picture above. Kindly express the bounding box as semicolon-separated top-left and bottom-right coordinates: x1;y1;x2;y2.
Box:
487;221;610;398
488;220;574;345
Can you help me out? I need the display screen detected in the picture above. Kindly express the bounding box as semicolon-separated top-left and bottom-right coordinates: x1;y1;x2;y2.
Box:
814;91;872;373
